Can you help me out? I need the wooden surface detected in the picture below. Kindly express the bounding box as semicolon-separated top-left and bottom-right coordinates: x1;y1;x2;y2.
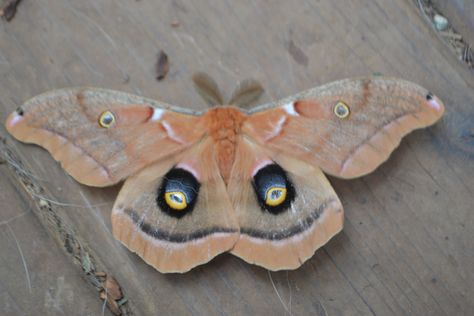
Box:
1;1;473;315
432;0;474;45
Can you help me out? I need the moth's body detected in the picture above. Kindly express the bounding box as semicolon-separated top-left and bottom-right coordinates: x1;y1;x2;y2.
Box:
200;106;247;183
5;76;444;273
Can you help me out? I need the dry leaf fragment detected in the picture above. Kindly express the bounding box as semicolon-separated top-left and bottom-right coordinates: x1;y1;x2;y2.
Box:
107;298;121;316
0;0;22;21
95;271;107;277
100;291;121;316
104;275;123;301
156;50;169;81
99;290;107;300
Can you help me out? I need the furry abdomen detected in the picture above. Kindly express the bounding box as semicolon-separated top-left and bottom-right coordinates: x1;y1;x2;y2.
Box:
202;107;247;183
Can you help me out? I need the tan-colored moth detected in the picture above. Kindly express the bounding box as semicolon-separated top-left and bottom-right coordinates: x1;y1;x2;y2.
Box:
5;76;444;273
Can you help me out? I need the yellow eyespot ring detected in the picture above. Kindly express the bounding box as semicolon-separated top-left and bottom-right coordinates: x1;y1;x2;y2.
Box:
165;191;187;210
265;187;287;207
98;111;115;128
334;101;350;119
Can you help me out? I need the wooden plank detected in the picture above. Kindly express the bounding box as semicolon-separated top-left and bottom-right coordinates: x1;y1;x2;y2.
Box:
0;155;110;315
0;0;473;315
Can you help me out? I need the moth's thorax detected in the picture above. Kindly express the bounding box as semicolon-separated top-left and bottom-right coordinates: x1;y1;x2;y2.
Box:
202;106;248;183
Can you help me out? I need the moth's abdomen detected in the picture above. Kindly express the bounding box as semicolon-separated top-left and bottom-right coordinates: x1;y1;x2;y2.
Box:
202;107;248;183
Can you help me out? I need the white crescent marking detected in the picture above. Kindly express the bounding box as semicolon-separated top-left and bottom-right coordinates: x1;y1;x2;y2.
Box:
150;108;164;122
263;116;286;141
283;102;299;116
161;120;185;144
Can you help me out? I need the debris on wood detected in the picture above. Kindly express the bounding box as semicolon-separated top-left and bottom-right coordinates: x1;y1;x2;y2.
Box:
155;50;169;81
99;275;124;316
87;274;103;289
462;45;472;65
0;142;132;316
81;252;94;274
0;0;22;22
287;39;309;66
117;297;128;306
0;137;5;164
107;298;122;316
95;271;107;277
123;74;130;84
438;31;462;40
99;290;108;300
433;14;448;31
100;290;122;315
104;275;123;301
415;0;473;69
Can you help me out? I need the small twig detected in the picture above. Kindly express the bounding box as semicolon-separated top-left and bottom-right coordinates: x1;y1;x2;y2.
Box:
415;0;431;25
7;223;32;293
268;271;291;315
31;192;111;208
286;271;292;316
0;210;30;226
102;288;108;316
439;31;463;40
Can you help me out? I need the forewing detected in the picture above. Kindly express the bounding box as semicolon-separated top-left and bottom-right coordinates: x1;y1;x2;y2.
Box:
5;88;206;186
111;139;239;273
244;77;444;178
227;138;343;270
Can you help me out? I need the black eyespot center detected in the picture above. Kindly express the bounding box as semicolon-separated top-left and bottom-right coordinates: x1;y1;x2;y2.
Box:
426;92;433;101
157;168;200;218
16;107;24;116
252;163;296;215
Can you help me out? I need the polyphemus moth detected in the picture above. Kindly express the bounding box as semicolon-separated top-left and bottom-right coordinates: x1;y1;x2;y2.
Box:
4;76;444;273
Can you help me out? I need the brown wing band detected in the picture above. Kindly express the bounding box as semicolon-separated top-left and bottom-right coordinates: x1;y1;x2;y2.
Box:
124;209;238;243
239;199;337;240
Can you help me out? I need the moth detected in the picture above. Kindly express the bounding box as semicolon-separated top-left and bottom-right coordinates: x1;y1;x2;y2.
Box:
5;76;444;273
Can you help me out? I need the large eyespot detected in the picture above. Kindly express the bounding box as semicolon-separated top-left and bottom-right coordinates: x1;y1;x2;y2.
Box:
334;101;350;119
252;163;296;214
157;168;200;218
98;110;115;128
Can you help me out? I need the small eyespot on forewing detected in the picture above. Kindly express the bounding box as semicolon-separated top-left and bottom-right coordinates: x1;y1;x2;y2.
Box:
334;101;350;119
98;111;116;128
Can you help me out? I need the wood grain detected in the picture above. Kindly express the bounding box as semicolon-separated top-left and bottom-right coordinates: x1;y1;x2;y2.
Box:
0;0;473;315
432;0;474;46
